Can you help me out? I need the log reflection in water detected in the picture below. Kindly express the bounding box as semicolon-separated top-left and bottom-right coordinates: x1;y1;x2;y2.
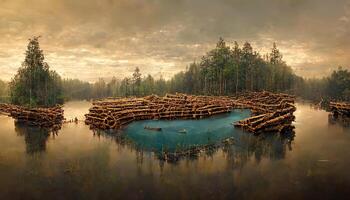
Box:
14;121;60;154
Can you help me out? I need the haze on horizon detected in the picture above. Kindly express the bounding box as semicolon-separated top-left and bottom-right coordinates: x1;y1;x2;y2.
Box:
0;0;349;82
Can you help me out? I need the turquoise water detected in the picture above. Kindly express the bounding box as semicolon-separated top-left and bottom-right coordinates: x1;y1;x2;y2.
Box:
123;109;251;151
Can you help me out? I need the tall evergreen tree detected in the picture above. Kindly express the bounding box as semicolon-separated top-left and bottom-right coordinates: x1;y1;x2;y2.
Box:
241;42;254;90
9;36;63;107
132;67;142;96
270;42;283;65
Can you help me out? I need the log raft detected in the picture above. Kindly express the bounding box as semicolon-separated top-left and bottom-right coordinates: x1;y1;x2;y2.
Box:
0;103;64;130
85;91;297;135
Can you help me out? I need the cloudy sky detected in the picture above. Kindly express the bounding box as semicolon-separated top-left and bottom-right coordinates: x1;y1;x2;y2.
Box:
0;0;349;82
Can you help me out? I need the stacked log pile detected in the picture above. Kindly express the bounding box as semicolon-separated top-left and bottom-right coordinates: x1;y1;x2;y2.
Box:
234;106;296;134
329;102;350;125
85;93;235;130
0;103;64;129
330;102;350;118
0;103;19;115
232;91;295;114
233;91;296;134
85;91;296;135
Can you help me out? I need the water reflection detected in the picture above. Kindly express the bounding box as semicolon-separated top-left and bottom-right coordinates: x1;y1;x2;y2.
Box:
14;122;59;154
2;101;350;199
328;113;350;127
223;132;295;168
92;128;295;167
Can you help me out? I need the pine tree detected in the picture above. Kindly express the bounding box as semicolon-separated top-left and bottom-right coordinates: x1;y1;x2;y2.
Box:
9;36;63;107
132;67;142;96
232;41;241;94
270;42;283;65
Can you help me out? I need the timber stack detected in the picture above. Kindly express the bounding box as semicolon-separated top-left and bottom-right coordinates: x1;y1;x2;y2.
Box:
0;103;64;129
329;102;350;125
85;91;296;135
0;103;19;115
85;93;235;130
233;91;296;134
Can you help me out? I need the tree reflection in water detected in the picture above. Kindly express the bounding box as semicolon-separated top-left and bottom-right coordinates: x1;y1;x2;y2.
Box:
14;122;60;154
222;132;295;169
91;128;295;168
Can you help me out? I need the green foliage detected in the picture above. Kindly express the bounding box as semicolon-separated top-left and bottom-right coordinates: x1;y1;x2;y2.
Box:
52;38;348;102
57;38;298;99
294;67;350;102
0;79;9;103
9;36;63;107
168;38;295;95
132;67;142;96
326;67;350;101
0;79;8;96
62;78;92;100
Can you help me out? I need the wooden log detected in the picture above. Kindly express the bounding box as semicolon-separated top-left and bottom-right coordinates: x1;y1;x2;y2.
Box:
85;92;297;132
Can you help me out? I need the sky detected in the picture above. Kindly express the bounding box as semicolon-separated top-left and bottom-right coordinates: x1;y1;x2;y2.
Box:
0;0;349;82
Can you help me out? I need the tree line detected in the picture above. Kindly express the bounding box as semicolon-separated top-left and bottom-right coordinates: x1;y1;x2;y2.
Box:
293;67;350;102
1;37;349;106
61;38;296;99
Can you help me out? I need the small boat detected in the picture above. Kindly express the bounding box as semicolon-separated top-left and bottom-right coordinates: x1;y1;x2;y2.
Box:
144;126;162;131
178;129;187;134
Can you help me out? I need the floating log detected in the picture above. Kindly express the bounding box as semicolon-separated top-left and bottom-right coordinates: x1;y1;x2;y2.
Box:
144;126;162;131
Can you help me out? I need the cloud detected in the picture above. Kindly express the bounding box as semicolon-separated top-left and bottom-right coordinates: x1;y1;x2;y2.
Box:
0;0;349;81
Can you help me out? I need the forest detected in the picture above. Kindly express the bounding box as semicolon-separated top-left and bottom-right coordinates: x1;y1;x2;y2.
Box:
0;37;349;106
58;38;350;102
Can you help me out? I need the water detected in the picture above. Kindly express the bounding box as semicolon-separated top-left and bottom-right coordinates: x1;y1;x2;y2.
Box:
0;101;349;199
124;109;250;151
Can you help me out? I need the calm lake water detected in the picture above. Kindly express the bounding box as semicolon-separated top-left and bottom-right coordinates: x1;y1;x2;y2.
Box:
0;101;349;200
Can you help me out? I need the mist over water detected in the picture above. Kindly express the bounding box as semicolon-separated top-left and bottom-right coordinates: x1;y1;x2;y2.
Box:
0;101;349;199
